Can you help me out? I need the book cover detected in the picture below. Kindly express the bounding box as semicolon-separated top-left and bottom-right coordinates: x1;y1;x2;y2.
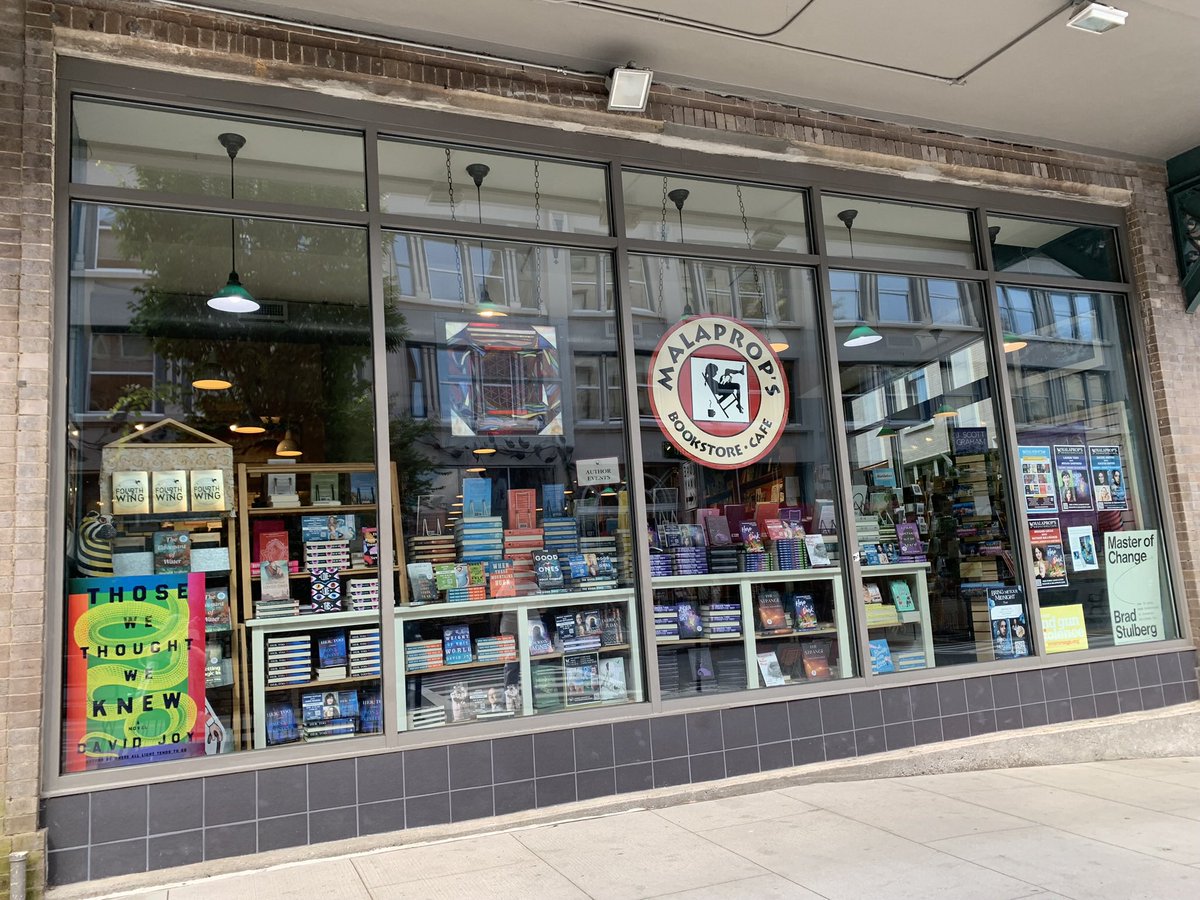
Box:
265;701;300;745
896;522;923;556
350;472;377;504
406;562;437;602
442;625;473;665
309;473;339;505
110;471;151;515
815;500;837;535
361;526;378;566
688;646;716;682
317;633;348;668
266;472;297;500
205;588;231;632
601;607;625;645
803;534;832;567
862;582;883;604
301;515;357;542
756;651;785;687
792;593;818;630
528;616;553;655
532;551;564;590
704;515;733;547
754;502;781;529
151;470;189;514
598;657;627;700
433;562;460;591
578;609;603;637
359;690;382;734
1066;524;1099;572
739;521;764;553
310;568;342;614
1029;517;1069;589
564;653;600;705
554;612;578;643
868;638;895;674
890;580;916;612
490;569;517;598
259;530;291;602
763;518;787;541
301;690;359;724
543;483;566;517
757;590;787;632
802;640;833;679
153;531;191;575
507;489;537;530
676;601;703;639
190;469;227;512
776;644;805;680
462;478;492;518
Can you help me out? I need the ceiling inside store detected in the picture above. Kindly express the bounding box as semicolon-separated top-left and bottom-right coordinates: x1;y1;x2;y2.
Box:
175;0;1199;161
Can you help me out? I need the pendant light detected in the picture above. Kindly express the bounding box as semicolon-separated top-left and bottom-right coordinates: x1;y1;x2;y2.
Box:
208;132;260;314
667;188;697;317
191;358;231;391
843;324;882;347
934;402;959;418
876;425;899;437
230;417;267;435
275;428;303;457
765;327;790;353
837;208;858;257
466;162;507;318
1003;332;1028;353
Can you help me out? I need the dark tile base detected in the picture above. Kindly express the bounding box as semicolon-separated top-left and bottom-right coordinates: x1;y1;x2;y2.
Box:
44;649;1198;886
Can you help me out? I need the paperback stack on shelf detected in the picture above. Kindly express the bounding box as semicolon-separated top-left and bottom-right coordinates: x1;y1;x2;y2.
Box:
475;634;517;663
714;654;748;691
865;604;901;627
304;540;351;572
347;577;380;611
446;582;486;603
349;627;381;676
301;691;358;742
503;528;544;594
654;604;680;641
706;520;740;574
455;517;503;563
405;639;444;672
856;515;882;560
701;602;742;637
408;705;447;730
256;594;300;619
893;648;927;671
656;646;680;688
649;550;673;578
542;516;580;559
567;552;618;591
266;635;312;687
316;632;348;680
407;533;457;567
616;490;635;586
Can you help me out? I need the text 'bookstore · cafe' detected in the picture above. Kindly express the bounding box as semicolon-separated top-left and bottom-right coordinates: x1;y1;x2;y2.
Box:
44;62;1198;883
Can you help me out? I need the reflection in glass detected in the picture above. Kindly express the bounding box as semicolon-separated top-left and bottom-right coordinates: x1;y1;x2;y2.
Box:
823;195;976;267
1002;287;1176;649
836;272;1028;671
988;215;1120;282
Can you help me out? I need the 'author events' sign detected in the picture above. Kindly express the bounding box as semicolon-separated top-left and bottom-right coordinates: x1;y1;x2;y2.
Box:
648;316;789;470
1105;530;1165;645
65;574;206;772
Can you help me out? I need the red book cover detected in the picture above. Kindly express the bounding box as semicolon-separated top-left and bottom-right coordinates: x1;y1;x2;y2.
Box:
251;518;286;563
258;530;291;601
755;502;781;529
507;489;537;530
723;504;746;541
763;518;787;541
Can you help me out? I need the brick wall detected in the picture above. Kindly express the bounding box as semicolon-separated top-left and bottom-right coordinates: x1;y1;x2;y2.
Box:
1;0;1197;890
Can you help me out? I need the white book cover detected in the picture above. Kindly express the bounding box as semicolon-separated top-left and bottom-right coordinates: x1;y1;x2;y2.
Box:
190;468;227;512
756;651;786;687
152;470;189;514
598;657;627;700
1067;524;1099;571
111;471;151;515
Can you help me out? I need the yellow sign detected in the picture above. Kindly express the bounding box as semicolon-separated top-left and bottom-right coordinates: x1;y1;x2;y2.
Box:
1040;603;1089;654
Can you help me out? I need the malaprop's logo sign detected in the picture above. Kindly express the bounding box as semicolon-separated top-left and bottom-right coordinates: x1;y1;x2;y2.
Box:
648;315;789;470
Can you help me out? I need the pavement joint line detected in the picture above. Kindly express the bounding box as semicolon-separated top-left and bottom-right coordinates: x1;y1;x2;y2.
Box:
682;816;833;900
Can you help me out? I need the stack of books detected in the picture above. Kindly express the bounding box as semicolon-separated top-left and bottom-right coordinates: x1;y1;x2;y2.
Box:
542;516;579;558
654;604;680;641
555;613;602;652
893;648;927;671
301;691;357;742
405;639;444;672
566;552;618;590
266;635;312;687
503;528;543;594
455;517;503;563
408;532;457;566
446;583;486;603
649;550;673;578
475;634;517;663
316;632;348;680
347;577;380;611
255;593;299;619
408;705;447;730
304;540;351;571
349;627;381;676
701;602;742;637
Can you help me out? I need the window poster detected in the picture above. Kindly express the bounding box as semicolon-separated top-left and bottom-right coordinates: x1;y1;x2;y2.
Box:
1052;444;1093;512
1019;446;1057;512
65;573;207;772
1088;445;1129;511
987;586;1029;659
1106;530;1164;645
1028;517;1069;589
1041;603;1089;654
1066;524;1100;572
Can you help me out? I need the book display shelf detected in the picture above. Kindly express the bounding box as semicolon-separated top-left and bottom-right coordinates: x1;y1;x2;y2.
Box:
238;462;398;749
859;561;934;674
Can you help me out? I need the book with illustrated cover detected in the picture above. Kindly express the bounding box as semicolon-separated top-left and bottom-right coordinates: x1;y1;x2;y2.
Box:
190;469;227;512
265;701;300;745
507;489;537;530
801;640;832;679
532;551;564;590
868;638;895;674
543;483;566;517
528;616;553;655
564;653;600;705
205;588;231;632
792;593;818;630
578;609;603;638
462;478;492;518
739;521;764;553
301;515;357;543
862;582;883;604
301;690;359;725
704;515;733;547
359;690;382;734
598;657;627;700
310;568;342;614
442;625;473;665
259;531;291;601
110;470;151;515
153;531;190;575
756;590;788;633
361;527;378;566
889;580;916;612
554;612;577;643
317;633;348;669
763;518;788;541
803;533;832;566
601;607;625;645
406;562;437;602
756;651;785;687
896;522;923;557
152;470;189;514
676;601;703;639
490;569;517;598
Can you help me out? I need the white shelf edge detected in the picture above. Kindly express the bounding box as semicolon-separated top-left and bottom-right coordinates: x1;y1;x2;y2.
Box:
651;568;842;589
396;587;636;618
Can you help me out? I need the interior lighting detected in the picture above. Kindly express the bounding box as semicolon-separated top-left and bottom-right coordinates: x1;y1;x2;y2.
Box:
843;324;882;347
208;132;260;313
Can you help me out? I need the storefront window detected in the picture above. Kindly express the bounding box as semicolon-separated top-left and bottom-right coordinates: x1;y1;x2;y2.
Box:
386;233;643;729
836;272;1030;673
823;195;977;268
988;215;1121;282
636;254;854;695
64;201;377;770
1002;287;1177;651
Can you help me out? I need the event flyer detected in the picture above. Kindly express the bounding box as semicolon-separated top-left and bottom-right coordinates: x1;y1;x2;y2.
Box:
1053;444;1093;512
1105;530;1164;645
1041;603;1089;654
1019;446;1057;513
1067;524;1099;572
65;573;207;772
1089;445;1129;511
1028;517;1069;588
987;586;1029;659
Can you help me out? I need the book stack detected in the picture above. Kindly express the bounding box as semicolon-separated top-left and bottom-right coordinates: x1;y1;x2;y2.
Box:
656;647;680;690
316;632;348;680
542;516;580;559
616;491;635;586
405;639;444;672
475;634;517;663
654;604;680;641
503;528;544;594
567;552;618;591
455;517;503;563
407;532;457;567
256;593;299;619
408;705;447;730
442;624;474;665
555;612;601;652
714;654;748;691
865;603;901;627
309;568;342;615
532;665;564;711
266;635;312;687
893;648;927;671
348;577;380;611
701;602;742;637
304;540;351;572
877;519;898;551
349;627;381;676
856;515;882;561
707;542;739;574
649;551;673;578
446;583;486;603
301;691;357;742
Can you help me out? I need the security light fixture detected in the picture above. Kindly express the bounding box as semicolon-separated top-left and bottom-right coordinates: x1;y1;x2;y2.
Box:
1066;3;1128;34
208;132;260;314
606;63;653;112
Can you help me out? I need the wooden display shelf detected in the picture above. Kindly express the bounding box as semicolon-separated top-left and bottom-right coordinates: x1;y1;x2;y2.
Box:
247;503;379;516
404;656;517;675
529;643;632;661
264;673;380;693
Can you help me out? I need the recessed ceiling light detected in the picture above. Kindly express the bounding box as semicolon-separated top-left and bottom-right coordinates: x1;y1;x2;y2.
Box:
1066;3;1128;34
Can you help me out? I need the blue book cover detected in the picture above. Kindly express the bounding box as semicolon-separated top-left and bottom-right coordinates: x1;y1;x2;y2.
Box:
265;701;300;745
442;624;473;665
302;514;357;542
868;639;895;674
359;690;382;734
543;483;566;517
317;633;348;668
349;472;377;504
462;478;492;518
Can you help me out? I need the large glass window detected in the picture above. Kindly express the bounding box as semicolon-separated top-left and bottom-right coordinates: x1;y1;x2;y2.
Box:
1002;287;1177;651
823;195;976;267
836;273;1030;673
988;215;1120;282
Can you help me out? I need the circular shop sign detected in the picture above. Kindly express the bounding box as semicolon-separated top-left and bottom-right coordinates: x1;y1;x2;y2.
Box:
648;315;789;470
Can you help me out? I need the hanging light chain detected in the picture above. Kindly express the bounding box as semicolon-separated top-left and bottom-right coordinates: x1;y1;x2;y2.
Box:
444;147;465;301
533;160;544;310
444;147;458;222
737;184;762;297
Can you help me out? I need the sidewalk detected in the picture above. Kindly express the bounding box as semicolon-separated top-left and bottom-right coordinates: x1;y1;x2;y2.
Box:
98;757;1200;900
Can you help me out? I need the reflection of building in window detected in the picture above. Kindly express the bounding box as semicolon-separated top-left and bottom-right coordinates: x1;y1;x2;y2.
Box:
830;270;861;322
87;332;157;412
574;353;624;422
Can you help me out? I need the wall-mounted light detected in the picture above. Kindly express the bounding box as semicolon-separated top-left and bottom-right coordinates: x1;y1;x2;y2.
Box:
606;62;653;112
1066;3;1128;34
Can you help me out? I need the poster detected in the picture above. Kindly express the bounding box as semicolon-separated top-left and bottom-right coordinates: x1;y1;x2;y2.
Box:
987;586;1029;659
65;573;206;772
952;426;988;456
1052;444;1093;512
1089;445;1129;511
1041;604;1089;654
1019;446;1057;512
1105;530;1165;645
1028;517;1069;588
1067;524;1099;572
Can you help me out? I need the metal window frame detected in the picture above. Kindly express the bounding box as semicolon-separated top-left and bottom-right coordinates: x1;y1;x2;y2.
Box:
41;56;1192;798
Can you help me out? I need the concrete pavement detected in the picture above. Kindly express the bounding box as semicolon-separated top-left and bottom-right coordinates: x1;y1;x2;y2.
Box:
90;757;1200;900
